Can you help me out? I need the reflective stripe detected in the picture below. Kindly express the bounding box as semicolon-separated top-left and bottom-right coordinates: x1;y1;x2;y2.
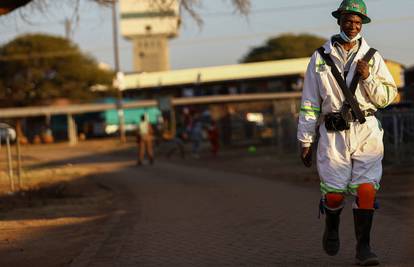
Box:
385;84;390;106
320;182;347;194
300;110;318;115
316;59;327;72
300;106;320;118
321;182;380;195
348;183;380;194
379;84;391;108
300;111;318;119
301;106;321;112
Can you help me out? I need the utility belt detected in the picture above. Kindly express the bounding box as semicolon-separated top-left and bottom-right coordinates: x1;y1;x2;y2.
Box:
324;106;376;132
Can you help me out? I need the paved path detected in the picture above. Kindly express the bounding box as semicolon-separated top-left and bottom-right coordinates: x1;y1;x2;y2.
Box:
72;161;414;267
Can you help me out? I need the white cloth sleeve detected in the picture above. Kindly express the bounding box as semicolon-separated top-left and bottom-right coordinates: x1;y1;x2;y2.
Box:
361;53;398;108
297;53;322;146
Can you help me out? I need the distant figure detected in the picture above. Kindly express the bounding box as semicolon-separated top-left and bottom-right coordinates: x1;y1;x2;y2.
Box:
190;117;203;158
182;107;193;135
165;125;187;159
207;121;220;157
137;115;154;165
220;109;232;146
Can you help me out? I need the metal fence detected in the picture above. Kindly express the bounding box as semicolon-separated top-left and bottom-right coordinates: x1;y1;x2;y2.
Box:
212;99;414;164
1;96;412;165
378;110;414;164
0;123;22;192
211;99;299;151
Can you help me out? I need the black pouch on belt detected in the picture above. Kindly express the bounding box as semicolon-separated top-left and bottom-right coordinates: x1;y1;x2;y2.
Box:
325;112;350;132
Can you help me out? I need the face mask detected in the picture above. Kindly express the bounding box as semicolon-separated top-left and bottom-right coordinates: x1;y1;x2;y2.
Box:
340;31;361;43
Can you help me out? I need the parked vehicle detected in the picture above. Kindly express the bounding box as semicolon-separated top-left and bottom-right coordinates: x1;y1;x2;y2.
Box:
0;123;16;143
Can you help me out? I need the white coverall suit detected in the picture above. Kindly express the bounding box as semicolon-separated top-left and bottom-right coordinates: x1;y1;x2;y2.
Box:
297;37;397;195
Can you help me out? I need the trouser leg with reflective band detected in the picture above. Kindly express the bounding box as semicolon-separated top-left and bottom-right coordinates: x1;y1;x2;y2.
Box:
317;117;383;195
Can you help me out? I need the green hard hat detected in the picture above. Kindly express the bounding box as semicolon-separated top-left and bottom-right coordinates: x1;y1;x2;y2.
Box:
332;0;371;24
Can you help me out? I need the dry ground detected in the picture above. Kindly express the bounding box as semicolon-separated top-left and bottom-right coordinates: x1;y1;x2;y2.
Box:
0;139;131;267
0;139;413;266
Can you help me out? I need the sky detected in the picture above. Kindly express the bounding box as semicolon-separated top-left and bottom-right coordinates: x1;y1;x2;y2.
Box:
1;0;413;73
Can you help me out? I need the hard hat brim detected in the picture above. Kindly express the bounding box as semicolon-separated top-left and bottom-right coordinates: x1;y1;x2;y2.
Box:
332;10;371;24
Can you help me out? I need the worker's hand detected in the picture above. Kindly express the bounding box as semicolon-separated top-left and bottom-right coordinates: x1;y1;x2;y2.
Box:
357;59;370;80
301;146;312;168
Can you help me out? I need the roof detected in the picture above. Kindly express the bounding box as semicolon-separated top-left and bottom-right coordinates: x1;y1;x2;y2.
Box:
123;57;310;90
384;59;405;69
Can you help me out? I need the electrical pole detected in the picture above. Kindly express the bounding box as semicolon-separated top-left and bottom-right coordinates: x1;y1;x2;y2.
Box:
64;18;71;40
112;0;126;143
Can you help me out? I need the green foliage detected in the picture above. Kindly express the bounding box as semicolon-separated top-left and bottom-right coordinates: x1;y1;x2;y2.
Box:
241;33;327;63
0;33;114;107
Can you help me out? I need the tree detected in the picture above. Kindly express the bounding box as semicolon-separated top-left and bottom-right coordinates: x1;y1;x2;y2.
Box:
0;33;114;107
0;0;32;15
0;33;114;142
241;33;326;63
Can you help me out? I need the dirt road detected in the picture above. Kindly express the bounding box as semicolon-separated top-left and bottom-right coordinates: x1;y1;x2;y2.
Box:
0;140;413;266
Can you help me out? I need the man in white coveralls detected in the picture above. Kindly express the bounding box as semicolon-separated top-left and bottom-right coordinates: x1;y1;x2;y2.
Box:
297;0;397;265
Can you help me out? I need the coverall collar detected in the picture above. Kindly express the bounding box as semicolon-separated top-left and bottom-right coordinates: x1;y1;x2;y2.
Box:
322;36;371;58
321;37;371;86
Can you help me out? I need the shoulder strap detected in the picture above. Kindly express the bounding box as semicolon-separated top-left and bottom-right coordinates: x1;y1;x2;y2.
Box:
363;48;377;62
317;47;366;124
348;48;377;94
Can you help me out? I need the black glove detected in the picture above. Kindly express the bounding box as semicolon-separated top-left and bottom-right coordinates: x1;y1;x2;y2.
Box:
301;146;312;168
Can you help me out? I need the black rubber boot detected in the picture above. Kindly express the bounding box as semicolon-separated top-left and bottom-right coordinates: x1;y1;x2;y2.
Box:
322;208;342;256
353;209;379;266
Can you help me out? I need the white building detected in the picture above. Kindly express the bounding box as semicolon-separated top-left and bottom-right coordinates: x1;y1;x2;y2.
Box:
120;0;181;72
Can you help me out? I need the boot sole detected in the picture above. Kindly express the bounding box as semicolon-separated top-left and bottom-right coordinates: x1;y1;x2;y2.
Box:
323;241;339;256
323;231;339;256
355;257;379;266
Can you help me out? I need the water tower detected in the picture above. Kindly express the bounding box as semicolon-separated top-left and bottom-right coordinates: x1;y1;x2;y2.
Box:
120;0;181;72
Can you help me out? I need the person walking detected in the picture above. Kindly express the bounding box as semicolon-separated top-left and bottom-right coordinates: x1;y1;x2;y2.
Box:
137;115;154;166
165;125;187;159
207;121;220;157
190;115;203;159
297;0;397;265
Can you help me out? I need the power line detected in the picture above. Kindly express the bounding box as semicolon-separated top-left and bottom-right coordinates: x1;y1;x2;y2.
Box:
1;2;413;62
83;14;414;50
170;15;414;46
2;12;413;62
0;0;382;35
0;15;109;36
199;1;346;18
3;0;414;45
